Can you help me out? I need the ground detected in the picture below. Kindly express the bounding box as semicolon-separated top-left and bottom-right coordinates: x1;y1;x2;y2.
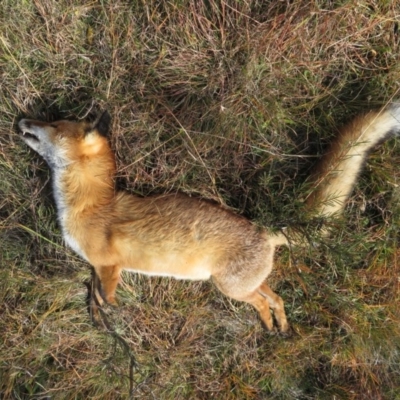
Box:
1;1;400;399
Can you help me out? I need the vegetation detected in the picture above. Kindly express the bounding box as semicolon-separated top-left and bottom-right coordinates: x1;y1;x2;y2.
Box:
1;1;400;398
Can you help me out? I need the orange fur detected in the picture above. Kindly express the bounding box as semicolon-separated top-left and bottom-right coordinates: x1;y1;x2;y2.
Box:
19;105;400;333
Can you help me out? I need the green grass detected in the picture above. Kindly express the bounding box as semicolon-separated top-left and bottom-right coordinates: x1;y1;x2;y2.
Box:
1;0;400;398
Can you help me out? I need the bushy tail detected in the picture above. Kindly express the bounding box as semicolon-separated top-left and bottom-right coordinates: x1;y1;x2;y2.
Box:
305;104;400;217
272;104;400;247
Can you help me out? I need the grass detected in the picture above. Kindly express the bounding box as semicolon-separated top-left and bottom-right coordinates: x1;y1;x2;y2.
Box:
1;0;400;398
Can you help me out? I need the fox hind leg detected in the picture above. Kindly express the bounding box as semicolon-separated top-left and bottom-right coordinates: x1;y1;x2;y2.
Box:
238;283;288;333
214;275;289;333
256;282;289;333
241;288;275;332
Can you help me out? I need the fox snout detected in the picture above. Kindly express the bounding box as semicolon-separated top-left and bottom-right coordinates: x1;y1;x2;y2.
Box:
19;118;49;141
19;119;45;150
18;119;63;168
19;119;35;136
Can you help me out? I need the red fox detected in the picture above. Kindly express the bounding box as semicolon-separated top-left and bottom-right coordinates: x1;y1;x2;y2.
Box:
19;105;400;333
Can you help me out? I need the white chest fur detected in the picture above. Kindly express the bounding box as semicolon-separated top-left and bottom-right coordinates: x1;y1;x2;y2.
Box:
52;170;88;261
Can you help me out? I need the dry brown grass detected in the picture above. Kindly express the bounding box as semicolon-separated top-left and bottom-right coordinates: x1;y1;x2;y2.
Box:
1;0;400;398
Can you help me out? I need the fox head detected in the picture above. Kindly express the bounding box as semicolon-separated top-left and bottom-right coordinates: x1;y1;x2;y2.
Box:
18;111;111;169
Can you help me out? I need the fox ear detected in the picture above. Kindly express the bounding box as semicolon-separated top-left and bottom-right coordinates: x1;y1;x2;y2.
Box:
92;111;111;137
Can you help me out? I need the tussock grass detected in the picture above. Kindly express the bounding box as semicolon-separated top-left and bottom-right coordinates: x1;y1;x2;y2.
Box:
1;0;400;398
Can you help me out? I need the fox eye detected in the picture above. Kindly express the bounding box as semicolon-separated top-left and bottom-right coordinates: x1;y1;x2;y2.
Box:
49;124;58;128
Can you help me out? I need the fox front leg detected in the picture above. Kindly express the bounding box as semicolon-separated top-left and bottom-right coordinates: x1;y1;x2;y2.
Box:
94;265;122;306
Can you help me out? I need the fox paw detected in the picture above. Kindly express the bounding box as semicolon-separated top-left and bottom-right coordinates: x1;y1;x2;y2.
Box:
106;296;119;307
